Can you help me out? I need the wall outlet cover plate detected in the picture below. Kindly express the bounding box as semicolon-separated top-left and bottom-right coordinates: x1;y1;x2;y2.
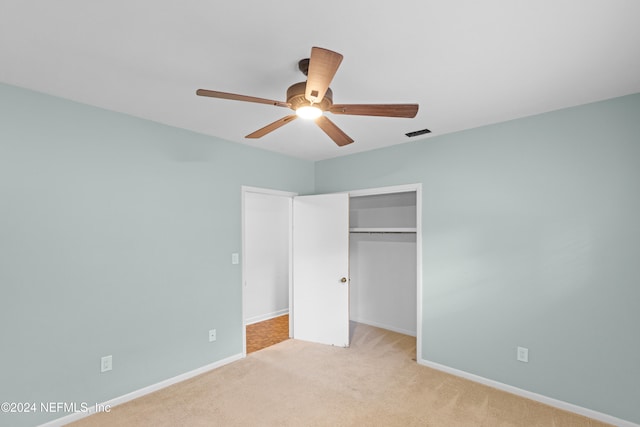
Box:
517;346;529;363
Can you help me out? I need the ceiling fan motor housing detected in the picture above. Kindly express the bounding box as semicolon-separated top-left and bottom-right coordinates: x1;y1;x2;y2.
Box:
287;81;333;112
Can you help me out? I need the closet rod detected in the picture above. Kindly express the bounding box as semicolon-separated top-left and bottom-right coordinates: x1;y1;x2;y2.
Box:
349;231;416;234
349;227;416;234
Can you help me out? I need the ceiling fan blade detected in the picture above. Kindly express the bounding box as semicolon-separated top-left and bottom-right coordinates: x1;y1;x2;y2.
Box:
329;104;419;118
196;89;290;108
245;114;298;139
305;47;343;104
315;116;354;147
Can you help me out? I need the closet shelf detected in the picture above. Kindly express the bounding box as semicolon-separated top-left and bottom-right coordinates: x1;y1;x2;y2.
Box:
349;227;417;234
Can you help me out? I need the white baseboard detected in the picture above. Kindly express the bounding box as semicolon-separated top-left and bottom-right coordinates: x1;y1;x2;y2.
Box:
419;358;639;427
38;353;243;427
245;308;289;325
351;318;416;337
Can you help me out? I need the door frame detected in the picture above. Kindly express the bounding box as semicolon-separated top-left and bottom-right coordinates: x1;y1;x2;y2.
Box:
241;183;422;362
343;183;423;362
241;186;297;357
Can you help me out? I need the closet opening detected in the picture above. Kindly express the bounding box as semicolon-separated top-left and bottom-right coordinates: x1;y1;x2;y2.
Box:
347;185;421;361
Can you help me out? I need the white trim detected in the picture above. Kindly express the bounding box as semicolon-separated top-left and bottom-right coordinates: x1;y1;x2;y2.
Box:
38;353;243;427
241;185;299;198
415;185;423;363
287;195;294;340
418;359;639;427
347;183;420;197
241;186;297;357
245;308;289;325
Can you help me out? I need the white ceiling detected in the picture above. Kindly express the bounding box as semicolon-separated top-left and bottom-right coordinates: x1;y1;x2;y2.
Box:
2;1;639;161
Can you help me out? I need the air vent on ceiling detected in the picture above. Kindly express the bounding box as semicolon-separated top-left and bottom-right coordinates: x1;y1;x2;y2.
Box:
405;128;432;138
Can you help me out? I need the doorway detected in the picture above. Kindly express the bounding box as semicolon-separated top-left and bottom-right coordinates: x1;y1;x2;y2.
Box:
241;186;296;356
347;184;422;361
349;190;418;337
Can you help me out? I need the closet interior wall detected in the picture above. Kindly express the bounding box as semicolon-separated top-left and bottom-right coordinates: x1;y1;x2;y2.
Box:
349;192;417;336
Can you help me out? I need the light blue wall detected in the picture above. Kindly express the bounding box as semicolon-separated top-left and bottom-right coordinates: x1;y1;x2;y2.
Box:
316;93;640;424
0;83;314;427
2;81;639;426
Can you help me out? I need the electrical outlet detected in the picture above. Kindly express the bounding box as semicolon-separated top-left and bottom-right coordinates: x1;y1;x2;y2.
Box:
101;355;113;372
209;329;217;342
517;346;529;363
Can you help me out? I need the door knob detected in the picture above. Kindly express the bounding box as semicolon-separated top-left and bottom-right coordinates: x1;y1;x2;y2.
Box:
340;277;348;283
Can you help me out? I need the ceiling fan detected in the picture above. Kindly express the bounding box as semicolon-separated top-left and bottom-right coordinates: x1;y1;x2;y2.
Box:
196;47;419;147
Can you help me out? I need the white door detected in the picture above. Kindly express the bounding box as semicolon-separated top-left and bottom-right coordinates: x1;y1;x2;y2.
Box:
292;193;350;347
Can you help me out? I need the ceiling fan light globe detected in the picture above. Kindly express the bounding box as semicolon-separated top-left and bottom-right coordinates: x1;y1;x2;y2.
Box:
296;105;323;120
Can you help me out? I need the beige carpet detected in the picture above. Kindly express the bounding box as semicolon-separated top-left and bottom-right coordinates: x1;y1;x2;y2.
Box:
69;323;611;426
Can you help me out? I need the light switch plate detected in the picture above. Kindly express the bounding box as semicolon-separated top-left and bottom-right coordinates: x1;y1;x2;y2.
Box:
231;253;239;265
517;346;529;363
101;355;113;372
